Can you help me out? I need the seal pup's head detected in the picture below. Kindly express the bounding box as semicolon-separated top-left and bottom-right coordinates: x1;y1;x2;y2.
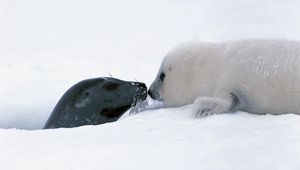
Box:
148;55;193;107
44;77;147;129
148;42;216;107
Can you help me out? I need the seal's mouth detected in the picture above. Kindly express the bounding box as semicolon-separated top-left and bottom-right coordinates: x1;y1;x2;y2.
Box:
129;95;164;114
100;105;131;118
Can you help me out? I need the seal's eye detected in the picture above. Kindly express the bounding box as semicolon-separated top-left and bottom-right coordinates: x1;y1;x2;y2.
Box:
159;72;165;81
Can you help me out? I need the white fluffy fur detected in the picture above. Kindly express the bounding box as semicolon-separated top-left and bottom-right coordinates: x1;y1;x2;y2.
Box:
149;39;300;116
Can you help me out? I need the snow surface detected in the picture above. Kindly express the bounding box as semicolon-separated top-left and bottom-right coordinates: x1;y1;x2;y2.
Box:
1;108;300;170
1;0;300;169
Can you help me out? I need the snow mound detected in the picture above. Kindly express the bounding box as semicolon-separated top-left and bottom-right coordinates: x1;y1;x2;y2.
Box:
0;106;299;170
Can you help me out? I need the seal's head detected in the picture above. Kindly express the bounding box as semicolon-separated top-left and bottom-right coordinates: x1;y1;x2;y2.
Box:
148;53;193;107
44;77;147;129
148;43;210;107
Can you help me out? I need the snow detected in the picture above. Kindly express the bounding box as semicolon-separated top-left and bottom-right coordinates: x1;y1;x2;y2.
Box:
1;0;300;169
1;108;300;170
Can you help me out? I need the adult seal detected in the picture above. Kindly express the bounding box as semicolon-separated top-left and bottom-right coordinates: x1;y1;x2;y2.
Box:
44;77;147;129
148;39;300;116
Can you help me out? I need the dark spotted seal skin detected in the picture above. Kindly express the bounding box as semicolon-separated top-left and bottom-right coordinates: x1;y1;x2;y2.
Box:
44;77;147;129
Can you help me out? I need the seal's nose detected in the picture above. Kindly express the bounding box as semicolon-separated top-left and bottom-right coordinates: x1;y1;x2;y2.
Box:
133;82;146;90
148;89;155;99
138;82;147;89
133;82;147;100
148;88;161;101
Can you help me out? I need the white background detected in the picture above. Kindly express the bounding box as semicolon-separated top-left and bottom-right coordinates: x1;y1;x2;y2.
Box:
0;0;300;169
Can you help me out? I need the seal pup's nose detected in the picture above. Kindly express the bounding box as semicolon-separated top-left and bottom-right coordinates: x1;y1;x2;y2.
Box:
148;89;161;100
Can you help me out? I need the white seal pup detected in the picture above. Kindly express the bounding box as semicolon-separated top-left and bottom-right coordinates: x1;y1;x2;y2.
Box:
148;39;300;116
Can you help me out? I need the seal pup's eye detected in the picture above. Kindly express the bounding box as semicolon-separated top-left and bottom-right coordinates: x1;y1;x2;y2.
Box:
159;72;165;81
